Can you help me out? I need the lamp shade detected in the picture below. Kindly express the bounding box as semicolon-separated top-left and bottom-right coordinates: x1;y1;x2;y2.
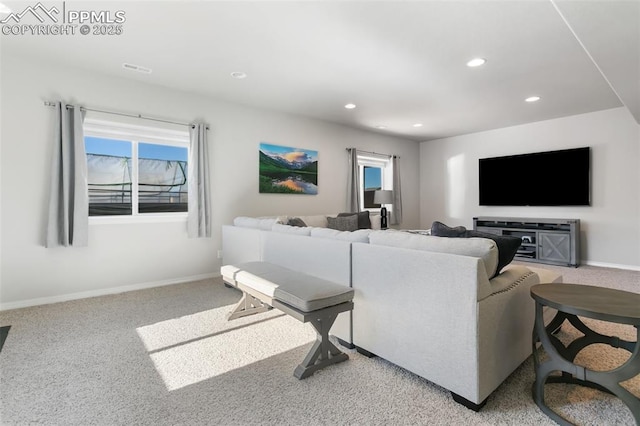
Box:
374;190;393;205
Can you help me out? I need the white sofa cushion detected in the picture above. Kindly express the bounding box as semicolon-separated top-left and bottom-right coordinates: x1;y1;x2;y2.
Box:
297;215;330;228
233;216;260;228
258;218;278;230
272;223;312;236
275;215;307;227
233;216;277;230
273;214;332;228
310;227;372;242
368;230;499;278
275;215;290;225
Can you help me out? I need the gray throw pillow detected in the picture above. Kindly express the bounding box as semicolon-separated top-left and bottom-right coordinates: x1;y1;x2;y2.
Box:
287;217;307;227
431;221;521;277
431;221;466;237
327;215;358;232
464;230;522;276
337;211;372;229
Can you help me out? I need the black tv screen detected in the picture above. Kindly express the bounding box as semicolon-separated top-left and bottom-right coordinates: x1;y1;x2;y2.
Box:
479;147;590;206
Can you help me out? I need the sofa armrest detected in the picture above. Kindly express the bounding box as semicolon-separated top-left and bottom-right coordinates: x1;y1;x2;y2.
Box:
477;267;541;401
351;242;489;401
483;265;537;301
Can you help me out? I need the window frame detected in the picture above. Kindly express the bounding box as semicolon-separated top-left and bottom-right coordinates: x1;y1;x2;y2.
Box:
357;153;393;213
83;118;190;224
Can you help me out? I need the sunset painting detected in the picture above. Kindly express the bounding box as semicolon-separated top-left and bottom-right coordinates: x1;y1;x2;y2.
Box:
259;143;318;194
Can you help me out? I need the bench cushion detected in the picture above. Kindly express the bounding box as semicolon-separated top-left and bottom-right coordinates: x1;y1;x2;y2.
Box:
221;262;354;312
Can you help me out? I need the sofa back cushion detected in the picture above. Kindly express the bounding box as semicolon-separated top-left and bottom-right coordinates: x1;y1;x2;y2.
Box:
262;232;351;286
310;227;372;242
368;230;498;278
233;216;277;230
271;223;312;236
430;221;521;276
297;215;331;228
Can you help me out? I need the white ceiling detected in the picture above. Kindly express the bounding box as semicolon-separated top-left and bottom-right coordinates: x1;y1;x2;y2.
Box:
2;0;638;141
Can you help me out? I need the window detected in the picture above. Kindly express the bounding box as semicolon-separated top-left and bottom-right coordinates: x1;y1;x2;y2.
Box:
85;137;133;215
363;166;382;208
357;154;392;211
83;119;189;218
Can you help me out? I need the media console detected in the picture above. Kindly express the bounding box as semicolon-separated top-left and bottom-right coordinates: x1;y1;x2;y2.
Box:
473;217;580;267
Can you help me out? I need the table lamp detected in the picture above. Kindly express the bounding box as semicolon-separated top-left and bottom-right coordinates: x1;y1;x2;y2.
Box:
374;190;393;229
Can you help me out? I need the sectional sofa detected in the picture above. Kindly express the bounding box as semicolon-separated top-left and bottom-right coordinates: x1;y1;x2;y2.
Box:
221;214;562;410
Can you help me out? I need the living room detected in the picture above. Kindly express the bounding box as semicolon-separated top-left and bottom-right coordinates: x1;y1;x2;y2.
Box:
1;0;638;310
1;1;639;424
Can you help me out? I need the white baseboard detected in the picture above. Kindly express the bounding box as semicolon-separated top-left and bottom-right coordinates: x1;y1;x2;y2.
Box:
0;273;221;312
2;261;637;311
583;260;640;272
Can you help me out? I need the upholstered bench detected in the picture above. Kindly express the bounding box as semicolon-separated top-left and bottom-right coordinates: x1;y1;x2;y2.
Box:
221;261;354;379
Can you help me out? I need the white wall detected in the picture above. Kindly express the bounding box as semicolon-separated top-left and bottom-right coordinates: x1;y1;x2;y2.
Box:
420;107;640;269
0;54;420;309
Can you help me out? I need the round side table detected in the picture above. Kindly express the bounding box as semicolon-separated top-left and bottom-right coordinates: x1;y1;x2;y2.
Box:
530;283;640;425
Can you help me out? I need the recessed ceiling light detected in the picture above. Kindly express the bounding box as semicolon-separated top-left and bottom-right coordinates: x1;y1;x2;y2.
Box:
344;103;356;109
413;123;423;128
122;63;152;74
466;58;486;67
230;71;247;79
525;96;541;102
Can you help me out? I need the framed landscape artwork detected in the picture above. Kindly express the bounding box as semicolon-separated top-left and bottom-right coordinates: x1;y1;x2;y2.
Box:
259;143;318;194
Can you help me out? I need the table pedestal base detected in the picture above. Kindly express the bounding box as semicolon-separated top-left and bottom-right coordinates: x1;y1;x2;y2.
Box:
532;306;640;425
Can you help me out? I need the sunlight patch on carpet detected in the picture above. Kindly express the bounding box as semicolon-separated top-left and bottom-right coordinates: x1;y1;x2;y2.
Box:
136;305;315;390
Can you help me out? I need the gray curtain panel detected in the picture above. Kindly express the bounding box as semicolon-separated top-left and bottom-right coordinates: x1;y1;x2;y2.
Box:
45;102;88;247
346;148;361;212
391;155;403;225
187;123;211;238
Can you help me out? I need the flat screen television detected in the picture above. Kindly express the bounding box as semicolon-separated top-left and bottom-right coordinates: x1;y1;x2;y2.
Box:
479;147;590;206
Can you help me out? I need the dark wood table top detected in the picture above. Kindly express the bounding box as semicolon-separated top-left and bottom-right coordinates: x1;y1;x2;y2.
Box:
531;283;640;326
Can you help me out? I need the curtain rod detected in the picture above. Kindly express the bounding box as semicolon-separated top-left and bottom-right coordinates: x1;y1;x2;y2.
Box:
346;148;399;159
43;101;208;129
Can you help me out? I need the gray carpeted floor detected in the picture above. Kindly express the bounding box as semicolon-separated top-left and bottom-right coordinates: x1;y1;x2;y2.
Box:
0;263;638;425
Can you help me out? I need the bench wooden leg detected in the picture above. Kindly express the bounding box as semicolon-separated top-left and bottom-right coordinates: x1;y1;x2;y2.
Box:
227;292;270;320
293;311;349;379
